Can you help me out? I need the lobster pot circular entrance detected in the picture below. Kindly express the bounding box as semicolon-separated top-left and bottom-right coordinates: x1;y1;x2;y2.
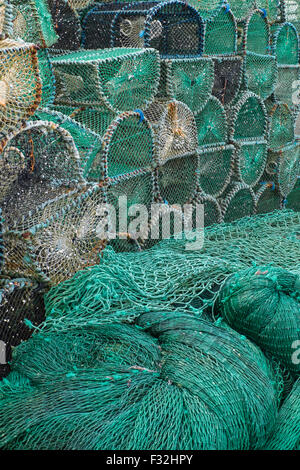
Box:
10;0;58;47
158;57;214;114
267;102;295;151
195;96;228;147
237;9;270;55
235;140;268;187
2;185;106;285
51;48;160;113
0;278;45;364
255;183;282;214
197;144;235;197
156;153;198;206
0;40;42;135
274;65;300;107
0;121;84;227
47;0;82;51
271;22;299;65
256;0;282;24
243;52;278;100
204;5;237;56
228;0;256;22
220;182;256;223
212;55;242;106
265;142;300;198
145;100;198;165
228;92;267;142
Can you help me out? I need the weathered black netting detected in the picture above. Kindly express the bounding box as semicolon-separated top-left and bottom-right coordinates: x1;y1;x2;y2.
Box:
48;0;82;50
212;55;243;106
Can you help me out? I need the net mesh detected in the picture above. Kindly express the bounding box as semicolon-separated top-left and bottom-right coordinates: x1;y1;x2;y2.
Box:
212;55;243;106
238;9;270;55
274;64;300;107
203;5;237;56
158;57;214;114
243;51;278;100
197;144;235;197
229;92;267;142
255;183;283;214
286;176;300;210
0;40;42;136
268;102;295;151
228;0;256;22
37;49;56;109
51;48;160;113
256;0;282;24
0;0;13;39
189;0;224;20
271;22;299;65
48;0;82;51
194;96;227;147
283;0;300;36
220;182;256;223
235;140;268;187
265;142;300;197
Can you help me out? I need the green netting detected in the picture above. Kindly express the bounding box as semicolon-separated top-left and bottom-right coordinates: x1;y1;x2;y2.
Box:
221;182;256;223
215;265;300;374
2;185;106;285
145;100;198;165
0;40;42;136
37;49;56;108
284;0;300;36
0;1;13;39
264;378;300;450
243;51;278;100
271;22;299;65
265;142;300;197
256;0;281;24
235;140;268;186
194;96;227;147
203;5;237;56
267;102;295;151
296;107;300;138
229;0;256;22
51;48;160;113
212;55;243;106
11;0;58;47
189;0;224;19
286;177;300;211
197;192;223;226
274;64;300;107
197;144;234;197
158;57;214;114
157;154;198;205
33;108;103;182
0;312;281;450
229;92;267;142
255;183;283;214
237;9;270;55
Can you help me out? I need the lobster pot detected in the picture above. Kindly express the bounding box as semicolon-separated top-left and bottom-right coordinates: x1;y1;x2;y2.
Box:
106;170;154;251
286;178;300;211
268;102;295;151
2;185;106;285
212;55;242;106
265;142;300;197
82;1;204;58
237;9;270;55
194;96;228;147
220;182;256;223
243;52;278;100
156;153;198;205
204;5;237;56
11;0;58;47
0;40;42;135
235;140;268;187
271;22;299;65
145;100;198;165
37;49;56;108
0;278;45;361
197;144;235;197
255;183;282;214
0;120;83;226
228;0;256;22
274;65;300;107
197;193;223;226
158;57;214;114
228;92;268;142
256;0;282;24
0;1;13;39
47;0;81;50
51;48;160;113
33;109;102;182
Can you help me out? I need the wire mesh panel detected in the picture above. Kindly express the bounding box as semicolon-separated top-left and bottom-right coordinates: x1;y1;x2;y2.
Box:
197;144;235;197
256;0;282;24
265;141;300;197
194;96;228;147
158;57;214;114
10;0;58;47
47;0;82;51
51;48;160;113
82;1;204;58
145;100;198;165
255;182;282;214
203;4;237;56
274;64;300;107
268;102;295;151
237;9;270;55
271;22;299;65
212;55;243;106
229;92;268;142
243;51;278;100
234;140;268;187
0;1;13;39
0;120;84;226
156;153;198;205
0;40;42;136
220;182;256;223
229;0;256;22
2;185;106;285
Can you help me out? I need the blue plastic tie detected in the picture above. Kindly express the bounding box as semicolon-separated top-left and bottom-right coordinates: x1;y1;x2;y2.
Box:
261;8;267;18
134;109;145;122
225;3;230;12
